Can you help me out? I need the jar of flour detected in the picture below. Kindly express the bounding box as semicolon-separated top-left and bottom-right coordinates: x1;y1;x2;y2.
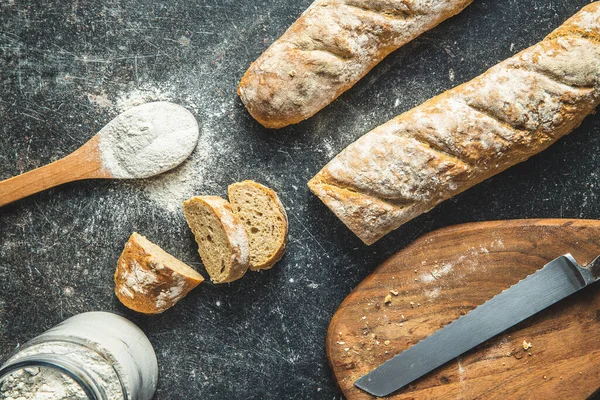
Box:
0;312;158;400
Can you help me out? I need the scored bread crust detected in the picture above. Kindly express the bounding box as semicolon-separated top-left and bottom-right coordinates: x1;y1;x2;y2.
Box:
183;196;250;283
228;181;289;271
309;2;600;245
238;0;473;129
114;232;204;314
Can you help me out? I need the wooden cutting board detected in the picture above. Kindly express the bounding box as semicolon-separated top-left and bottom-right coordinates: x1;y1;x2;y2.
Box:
327;219;600;399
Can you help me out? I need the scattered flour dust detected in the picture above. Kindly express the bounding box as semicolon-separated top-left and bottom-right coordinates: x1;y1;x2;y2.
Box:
424;287;441;299
418;240;508;299
87;83;216;213
140;122;217;213
420;260;459;283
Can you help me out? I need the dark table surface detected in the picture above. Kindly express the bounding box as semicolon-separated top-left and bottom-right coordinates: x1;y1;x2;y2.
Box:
1;0;599;399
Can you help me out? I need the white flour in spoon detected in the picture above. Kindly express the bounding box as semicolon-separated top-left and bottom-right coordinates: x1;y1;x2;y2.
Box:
97;102;199;179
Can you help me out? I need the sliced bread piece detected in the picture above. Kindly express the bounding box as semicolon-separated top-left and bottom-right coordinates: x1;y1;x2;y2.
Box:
183;196;250;283
114;232;204;314
228;181;288;270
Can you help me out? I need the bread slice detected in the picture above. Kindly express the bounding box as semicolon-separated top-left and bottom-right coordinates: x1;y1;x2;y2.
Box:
114;232;204;314
228;181;288;270
183;196;250;283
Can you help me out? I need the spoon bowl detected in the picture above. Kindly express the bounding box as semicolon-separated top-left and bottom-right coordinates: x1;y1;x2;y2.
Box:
0;102;199;208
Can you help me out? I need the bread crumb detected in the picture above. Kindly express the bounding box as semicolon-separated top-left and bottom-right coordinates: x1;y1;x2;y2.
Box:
384;294;392;304
344;348;350;352
543;376;547;380
390;289;399;296
337;341;345;345
384;340;390;346
410;301;415;308
523;340;532;350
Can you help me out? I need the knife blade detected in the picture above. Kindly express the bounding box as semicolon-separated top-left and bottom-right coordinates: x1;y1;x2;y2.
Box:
355;253;600;397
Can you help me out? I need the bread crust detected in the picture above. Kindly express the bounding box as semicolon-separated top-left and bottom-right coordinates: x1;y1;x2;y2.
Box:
114;233;204;314
309;2;600;245
238;0;473;128
183;196;250;283
228;181;289;271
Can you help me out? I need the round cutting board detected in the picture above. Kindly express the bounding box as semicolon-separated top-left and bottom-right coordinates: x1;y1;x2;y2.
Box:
327;219;600;399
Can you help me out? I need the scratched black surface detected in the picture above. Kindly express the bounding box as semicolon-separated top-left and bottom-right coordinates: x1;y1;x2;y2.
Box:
1;1;600;399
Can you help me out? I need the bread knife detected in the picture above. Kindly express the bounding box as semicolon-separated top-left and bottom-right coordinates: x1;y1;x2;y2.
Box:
354;253;600;397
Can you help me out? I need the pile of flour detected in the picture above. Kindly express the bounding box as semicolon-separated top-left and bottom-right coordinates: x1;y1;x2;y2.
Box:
89;84;223;214
1;367;87;399
97;101;199;180
0;342;125;400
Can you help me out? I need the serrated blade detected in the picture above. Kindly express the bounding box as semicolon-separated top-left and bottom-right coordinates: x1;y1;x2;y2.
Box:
355;254;600;397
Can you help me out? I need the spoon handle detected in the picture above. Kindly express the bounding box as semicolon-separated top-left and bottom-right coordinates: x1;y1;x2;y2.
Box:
0;136;111;208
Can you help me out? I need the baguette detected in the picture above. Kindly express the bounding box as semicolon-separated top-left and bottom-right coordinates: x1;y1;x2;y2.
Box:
183;196;250;283
309;2;600;245
238;0;474;129
228;181;288;270
114;233;204;314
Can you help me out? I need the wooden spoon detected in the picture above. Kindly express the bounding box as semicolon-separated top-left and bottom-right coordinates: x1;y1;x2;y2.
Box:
0;102;199;208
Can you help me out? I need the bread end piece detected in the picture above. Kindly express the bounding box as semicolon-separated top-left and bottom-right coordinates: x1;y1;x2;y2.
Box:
308;176;417;246
237;0;475;129
183;196;250;283
228;180;288;270
114;232;204;314
237;82;297;129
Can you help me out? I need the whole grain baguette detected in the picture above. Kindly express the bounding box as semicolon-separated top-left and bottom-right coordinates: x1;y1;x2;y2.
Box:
309;2;600;245
238;0;473;129
114;233;204;314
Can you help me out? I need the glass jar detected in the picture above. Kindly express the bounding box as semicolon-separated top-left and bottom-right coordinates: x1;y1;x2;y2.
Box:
0;312;158;400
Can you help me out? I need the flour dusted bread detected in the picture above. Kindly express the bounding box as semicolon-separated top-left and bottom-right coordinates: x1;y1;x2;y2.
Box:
228;181;288;270
183;196;250;283
114;233;204;314
309;3;600;245
238;0;473;128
